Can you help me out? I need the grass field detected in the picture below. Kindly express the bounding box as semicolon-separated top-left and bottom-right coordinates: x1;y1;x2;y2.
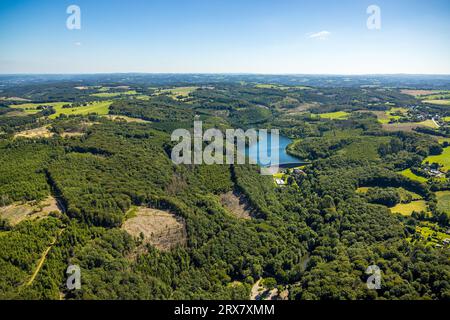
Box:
382;119;438;132
398;187;423;201
391;200;428;216
444;117;450;122
157;86;199;99
90;90;137;98
436;191;450;213
12;102;69;115
423;99;450;106
356;187;369;193
423;147;450;172
316;111;350;120
400;89;442;96
438;137;450;144
373;110;402;124
400;168;428;183
12;101;113;119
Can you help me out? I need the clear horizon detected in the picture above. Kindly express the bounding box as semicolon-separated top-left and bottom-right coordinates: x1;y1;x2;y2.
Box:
1;0;449;74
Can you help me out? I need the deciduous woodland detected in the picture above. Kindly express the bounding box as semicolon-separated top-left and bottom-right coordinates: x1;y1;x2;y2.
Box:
0;74;449;300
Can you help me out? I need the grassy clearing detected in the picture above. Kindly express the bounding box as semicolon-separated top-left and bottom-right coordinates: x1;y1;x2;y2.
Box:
156;86;199;99
423;99;450;106
423;147;450;172
397;187;423;201
356;187;369;193
316;111;350;120
90;90;137;98
49;101;112;119
382;119;438;132
400;169;428;183
391;200;428;216
12;101;113;118
437;137;450;144
436;191;450;213
12;102;70;115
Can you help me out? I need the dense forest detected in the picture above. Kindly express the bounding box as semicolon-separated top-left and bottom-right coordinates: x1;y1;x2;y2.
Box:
0;76;449;300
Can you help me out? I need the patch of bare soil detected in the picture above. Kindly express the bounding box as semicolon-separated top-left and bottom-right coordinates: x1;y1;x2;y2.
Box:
219;191;253;220
105;115;149;123
400;89;440;96
122;207;187;251
0;196;61;225
250;279;289;301
15;126;54;139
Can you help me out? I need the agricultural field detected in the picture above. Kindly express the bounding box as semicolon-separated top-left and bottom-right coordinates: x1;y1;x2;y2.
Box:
400;169;428;183
316;111;350;119
11;101;113;119
400;89;442;96
436;191;450;213
11;102;70;115
423;147;450;171
390;200;428;216
423;99;450;105
155;86;199;100
372;107;408;124
90;90;137;98
382;119;439;132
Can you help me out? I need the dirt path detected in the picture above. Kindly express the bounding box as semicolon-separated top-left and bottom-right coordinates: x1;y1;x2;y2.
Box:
26;229;64;286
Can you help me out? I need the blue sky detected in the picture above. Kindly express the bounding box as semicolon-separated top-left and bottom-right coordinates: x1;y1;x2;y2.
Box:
0;0;449;74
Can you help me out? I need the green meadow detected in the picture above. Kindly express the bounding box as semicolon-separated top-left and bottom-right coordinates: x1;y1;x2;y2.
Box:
391;200;428;216
90;90;137;98
423;147;450;171
400;168;428;183
317;111;350;119
12;101;113;119
436;191;450;213
423;99;450;105
157;86;199;99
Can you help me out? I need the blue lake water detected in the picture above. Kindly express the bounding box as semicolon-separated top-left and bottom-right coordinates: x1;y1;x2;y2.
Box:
245;133;304;167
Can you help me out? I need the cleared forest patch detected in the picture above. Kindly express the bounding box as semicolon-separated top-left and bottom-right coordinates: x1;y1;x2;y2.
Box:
15;126;54;139
105;115;150;123
122;207;187;251
219;191;253;220
0;196;61;225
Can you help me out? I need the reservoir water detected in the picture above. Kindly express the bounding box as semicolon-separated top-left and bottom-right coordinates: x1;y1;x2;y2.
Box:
245;133;304;168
